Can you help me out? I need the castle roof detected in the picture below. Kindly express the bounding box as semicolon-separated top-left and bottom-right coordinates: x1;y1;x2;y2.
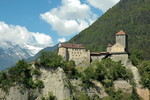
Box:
116;30;126;35
110;43;125;53
90;52;108;55
107;44;112;47
90;52;100;55
59;43;85;49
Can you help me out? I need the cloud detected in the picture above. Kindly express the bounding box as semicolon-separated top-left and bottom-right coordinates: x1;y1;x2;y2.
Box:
40;0;98;36
32;33;53;45
87;0;120;12
0;21;53;45
58;37;66;43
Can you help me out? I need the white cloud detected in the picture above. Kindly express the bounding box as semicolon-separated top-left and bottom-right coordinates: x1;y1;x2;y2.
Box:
32;33;53;45
0;21;53;45
40;0;98;36
58;37;66;43
87;0;120;12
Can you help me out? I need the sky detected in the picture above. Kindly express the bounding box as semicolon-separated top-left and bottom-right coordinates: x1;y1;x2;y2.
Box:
0;0;120;46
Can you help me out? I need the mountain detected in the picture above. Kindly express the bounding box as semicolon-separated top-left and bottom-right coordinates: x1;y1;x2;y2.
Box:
0;41;44;70
26;44;59;62
69;0;150;59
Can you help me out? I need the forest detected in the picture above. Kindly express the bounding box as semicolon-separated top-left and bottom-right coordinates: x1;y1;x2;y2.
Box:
69;0;150;60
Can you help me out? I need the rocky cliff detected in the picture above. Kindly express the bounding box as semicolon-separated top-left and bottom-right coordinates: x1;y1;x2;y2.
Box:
110;54;150;100
0;66;107;100
0;67;71;100
0;53;149;100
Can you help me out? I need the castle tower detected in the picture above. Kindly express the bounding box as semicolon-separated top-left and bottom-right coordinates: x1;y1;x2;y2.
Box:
58;43;68;61
116;30;128;52
107;44;112;52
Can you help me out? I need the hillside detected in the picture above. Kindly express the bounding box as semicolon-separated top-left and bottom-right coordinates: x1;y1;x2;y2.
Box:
69;0;150;59
26;44;58;62
1;51;147;100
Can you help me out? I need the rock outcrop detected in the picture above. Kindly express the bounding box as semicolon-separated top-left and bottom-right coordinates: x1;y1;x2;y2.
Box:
110;54;141;88
70;79;108;98
137;88;150;100
0;86;29;100
38;67;71;100
0;67;71;100
111;54;149;100
114;80;132;94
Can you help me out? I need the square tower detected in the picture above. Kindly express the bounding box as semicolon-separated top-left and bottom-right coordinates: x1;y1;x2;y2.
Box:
116;30;128;52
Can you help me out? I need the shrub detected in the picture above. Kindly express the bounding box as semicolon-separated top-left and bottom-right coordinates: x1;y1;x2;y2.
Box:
138;60;150;89
39;51;62;69
131;50;144;66
81;58;133;95
0;59;44;91
35;80;44;88
41;92;56;100
31;68;41;76
61;60;80;79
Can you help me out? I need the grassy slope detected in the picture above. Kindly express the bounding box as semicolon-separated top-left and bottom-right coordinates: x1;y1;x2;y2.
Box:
69;0;150;59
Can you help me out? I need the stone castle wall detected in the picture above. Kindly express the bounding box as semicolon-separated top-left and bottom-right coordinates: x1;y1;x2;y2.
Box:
68;49;90;65
91;55;106;62
58;31;128;64
58;47;91;65
110;53;129;65
58;47;68;61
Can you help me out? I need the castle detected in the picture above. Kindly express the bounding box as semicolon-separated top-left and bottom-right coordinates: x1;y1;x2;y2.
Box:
58;30;129;65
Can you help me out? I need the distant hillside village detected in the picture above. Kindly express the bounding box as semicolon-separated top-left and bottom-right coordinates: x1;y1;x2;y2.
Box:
58;30;129;65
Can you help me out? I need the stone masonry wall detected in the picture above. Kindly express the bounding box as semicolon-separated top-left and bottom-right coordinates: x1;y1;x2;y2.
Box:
91;55;106;62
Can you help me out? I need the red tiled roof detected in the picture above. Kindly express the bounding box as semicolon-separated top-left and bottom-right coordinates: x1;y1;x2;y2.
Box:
116;30;126;35
59;43;85;49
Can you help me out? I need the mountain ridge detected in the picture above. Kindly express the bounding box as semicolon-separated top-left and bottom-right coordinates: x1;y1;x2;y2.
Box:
0;41;44;70
26;44;58;62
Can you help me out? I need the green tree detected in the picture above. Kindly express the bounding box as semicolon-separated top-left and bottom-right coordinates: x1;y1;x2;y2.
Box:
39;51;62;68
0;59;44;91
8;59;31;85
82;58;133;95
62;60;79;79
41;92;56;100
131;50;144;66
138;60;150;89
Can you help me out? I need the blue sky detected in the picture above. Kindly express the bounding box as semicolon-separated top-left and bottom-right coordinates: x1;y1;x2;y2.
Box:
0;0;120;46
